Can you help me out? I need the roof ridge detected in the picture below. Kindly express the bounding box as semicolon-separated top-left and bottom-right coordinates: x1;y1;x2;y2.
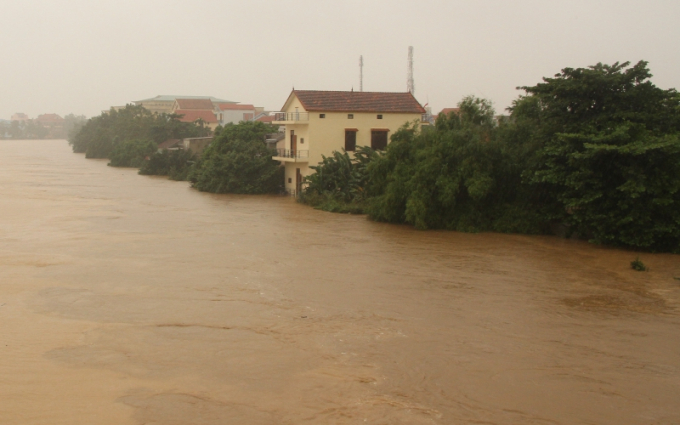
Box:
294;89;412;94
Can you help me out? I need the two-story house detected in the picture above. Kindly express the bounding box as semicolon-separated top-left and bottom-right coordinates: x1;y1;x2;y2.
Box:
272;90;427;195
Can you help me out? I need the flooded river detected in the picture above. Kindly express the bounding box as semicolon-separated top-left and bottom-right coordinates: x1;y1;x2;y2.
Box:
1;139;679;424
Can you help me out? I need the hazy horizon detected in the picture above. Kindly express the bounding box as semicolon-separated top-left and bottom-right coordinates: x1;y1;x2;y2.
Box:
2;0;679;119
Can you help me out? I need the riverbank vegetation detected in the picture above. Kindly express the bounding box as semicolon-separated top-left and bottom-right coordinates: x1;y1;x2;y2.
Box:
69;105;210;158
107;139;157;167
301;61;680;253
139;149;197;181
189;121;283;194
69;108;282;192
299;146;378;213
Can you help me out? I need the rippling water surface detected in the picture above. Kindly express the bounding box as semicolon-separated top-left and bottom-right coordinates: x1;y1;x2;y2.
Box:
1;140;679;424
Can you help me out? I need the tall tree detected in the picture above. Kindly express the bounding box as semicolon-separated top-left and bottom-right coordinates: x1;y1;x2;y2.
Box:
69;105;210;158
189;121;283;194
517;61;680;251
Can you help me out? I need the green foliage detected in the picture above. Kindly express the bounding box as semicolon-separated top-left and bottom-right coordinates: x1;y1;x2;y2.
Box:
517;61;680;252
189;121;283;194
108;139;157;168
300;192;366;214
69;104;210;158
631;257;647;271
300;146;379;213
366;96;546;233
63;114;87;140
139;149;197;181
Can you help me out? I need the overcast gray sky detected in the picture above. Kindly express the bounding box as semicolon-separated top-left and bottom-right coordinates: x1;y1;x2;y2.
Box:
2;0;679;119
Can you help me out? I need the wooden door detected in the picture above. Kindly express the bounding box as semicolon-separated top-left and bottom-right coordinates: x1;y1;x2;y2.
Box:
295;168;302;196
290;130;297;157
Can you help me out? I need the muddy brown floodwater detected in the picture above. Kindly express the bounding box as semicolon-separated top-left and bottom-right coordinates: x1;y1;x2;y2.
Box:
1;140;679;424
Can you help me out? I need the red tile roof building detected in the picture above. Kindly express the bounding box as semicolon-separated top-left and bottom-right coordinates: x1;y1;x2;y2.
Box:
36;113;65;138
174;110;218;124
174;98;215;110
438;108;460;117
287;90;426;113
36;113;65;124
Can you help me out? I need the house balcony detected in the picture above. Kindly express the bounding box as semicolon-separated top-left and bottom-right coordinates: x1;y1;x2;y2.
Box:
272;112;309;125
272;148;309;163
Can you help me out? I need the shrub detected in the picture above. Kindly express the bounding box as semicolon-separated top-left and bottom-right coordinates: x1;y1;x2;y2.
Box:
108;139;157;168
300;146;379;213
189;122;283;194
139;149;197;181
631;258;647;271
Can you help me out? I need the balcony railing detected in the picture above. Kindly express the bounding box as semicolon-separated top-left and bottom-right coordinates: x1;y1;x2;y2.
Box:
273;148;309;159
273;112;309;122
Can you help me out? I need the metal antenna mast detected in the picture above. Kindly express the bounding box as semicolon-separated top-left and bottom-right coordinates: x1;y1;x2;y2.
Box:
359;55;363;92
407;46;414;94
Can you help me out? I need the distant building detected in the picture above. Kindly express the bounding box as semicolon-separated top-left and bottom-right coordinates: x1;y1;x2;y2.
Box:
36;113;65;138
133;95;236;115
11;113;29;122
217;103;256;125
436;108;460;121
182;136;213;156
172;98;220;131
157;139;183;151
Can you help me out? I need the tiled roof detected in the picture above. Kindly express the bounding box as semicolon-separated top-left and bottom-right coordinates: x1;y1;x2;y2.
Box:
175;99;215;110
290;90;426;113
135;95;235;103
174;110;218;123
36;113;64;122
158;139;182;149
218;103;255;111
438;108;460;116
256;115;275;123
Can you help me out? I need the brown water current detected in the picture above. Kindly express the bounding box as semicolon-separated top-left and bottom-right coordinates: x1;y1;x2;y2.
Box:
1;139;679;424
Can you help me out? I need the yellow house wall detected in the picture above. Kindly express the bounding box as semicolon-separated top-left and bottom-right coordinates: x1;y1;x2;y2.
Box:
280;93;424;195
306;111;421;165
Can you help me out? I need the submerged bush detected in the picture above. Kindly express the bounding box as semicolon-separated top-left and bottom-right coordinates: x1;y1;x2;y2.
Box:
631;258;647;271
108;139;157;168
189;121;283;194
365;97;547;234
300;146;378;213
139;149;197;181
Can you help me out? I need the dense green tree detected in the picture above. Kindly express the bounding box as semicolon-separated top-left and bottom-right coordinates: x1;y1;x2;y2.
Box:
69;104;210;158
24;120;49;139
517;61;680;251
0;120;49;139
189;121;283;194
366;96;545;233
108;139;157;167
139;148;197;181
